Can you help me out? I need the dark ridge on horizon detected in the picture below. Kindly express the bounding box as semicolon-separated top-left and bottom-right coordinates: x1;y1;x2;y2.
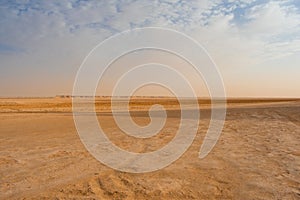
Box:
0;95;299;103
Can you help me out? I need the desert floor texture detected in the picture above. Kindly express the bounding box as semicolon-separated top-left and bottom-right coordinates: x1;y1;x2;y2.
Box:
0;97;299;199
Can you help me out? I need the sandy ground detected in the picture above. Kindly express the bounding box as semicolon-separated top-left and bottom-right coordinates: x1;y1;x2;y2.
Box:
0;98;299;199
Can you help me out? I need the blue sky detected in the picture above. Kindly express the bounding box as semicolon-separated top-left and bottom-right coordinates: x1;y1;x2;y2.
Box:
0;0;299;97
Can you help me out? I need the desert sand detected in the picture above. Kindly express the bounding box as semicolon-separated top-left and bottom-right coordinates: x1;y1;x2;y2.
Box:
0;97;299;199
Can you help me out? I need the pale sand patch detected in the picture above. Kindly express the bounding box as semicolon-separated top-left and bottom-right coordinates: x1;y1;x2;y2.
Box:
0;98;299;199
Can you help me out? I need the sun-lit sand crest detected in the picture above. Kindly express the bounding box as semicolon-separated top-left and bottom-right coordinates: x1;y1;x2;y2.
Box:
0;97;299;199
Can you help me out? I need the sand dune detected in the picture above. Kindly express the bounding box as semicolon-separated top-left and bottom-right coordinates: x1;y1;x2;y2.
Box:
0;98;299;199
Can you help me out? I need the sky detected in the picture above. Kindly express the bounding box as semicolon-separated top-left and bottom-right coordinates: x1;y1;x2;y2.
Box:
0;0;299;97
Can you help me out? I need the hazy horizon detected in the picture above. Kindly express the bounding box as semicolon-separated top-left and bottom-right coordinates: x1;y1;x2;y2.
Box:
1;94;300;99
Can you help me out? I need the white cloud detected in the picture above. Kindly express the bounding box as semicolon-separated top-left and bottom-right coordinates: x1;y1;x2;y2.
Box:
0;0;299;96
243;1;300;38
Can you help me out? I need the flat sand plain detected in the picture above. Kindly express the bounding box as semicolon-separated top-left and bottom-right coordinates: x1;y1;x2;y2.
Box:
0;97;299;199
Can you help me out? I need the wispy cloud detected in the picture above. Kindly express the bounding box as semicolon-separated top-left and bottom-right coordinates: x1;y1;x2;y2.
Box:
0;0;299;96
